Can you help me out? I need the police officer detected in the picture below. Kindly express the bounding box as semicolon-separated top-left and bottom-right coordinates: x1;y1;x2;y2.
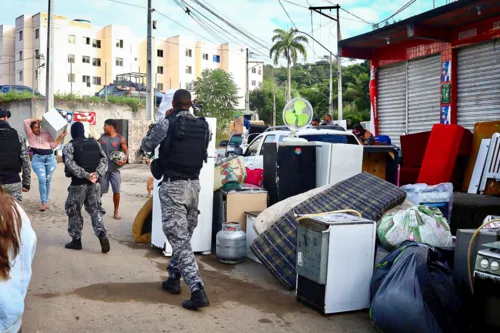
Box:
0;108;31;201
63;122;110;253
142;89;210;310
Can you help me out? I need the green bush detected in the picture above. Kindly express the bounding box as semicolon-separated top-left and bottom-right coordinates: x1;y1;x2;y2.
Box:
0;91;34;102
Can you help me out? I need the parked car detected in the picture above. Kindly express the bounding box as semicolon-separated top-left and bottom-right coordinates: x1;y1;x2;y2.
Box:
95;85;163;106
242;127;360;156
0;85;43;96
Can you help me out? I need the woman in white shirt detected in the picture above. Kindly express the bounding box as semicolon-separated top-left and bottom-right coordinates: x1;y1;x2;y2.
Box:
0;187;37;333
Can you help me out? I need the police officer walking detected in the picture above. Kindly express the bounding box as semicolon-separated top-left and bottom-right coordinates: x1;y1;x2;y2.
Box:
142;89;210;310
0;108;31;201
63;122;110;253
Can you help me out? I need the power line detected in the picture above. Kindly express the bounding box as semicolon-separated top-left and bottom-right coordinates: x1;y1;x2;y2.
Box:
154;9;217;44
283;0;371;24
341;7;373;25
277;0;297;28
377;0;416;25
108;0;146;10
0;56;35;66
195;0;271;48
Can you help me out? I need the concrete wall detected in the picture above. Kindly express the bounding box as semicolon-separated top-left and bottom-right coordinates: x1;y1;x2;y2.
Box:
1;97;149;140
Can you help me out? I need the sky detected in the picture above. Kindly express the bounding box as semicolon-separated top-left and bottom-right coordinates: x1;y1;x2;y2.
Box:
1;0;448;66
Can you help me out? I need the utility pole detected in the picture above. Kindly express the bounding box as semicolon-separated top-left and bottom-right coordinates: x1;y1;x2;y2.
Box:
70;61;73;96
146;0;154;121
245;48;249;113
329;53;333;117
273;82;277;127
104;62;108;102
45;0;54;112
308;4;343;120
32;50;35;97
8;59;11;91
336;7;343;120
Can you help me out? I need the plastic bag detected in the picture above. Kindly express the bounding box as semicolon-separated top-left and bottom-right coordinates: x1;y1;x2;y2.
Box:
401;182;453;219
370;242;471;333
378;206;452;251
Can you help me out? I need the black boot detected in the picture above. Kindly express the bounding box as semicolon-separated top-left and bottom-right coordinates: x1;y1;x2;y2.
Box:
98;234;110;254
182;285;210;310
65;238;82;250
162;278;181;295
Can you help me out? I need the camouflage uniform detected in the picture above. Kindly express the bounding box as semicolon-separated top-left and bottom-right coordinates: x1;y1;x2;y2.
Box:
63;141;108;239
0;130;31;202
142;112;206;293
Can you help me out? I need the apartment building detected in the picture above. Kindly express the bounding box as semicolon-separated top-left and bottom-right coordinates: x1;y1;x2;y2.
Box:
1;12;263;108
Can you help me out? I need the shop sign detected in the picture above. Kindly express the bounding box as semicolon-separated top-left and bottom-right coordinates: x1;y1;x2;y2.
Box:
441;106;451;125
458;28;477;40
441;61;451;83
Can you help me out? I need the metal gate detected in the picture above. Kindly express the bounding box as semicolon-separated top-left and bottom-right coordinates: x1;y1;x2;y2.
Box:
407;55;441;134
457;40;500;131
377;63;407;147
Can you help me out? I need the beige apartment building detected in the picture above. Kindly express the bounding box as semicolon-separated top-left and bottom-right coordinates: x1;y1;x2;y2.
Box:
0;12;263;108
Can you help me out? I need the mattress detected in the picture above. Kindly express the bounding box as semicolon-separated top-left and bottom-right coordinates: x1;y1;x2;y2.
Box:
251;172;407;290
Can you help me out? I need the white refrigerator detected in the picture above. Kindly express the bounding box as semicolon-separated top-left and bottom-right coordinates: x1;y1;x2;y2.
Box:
151;117;216;256
315;142;363;187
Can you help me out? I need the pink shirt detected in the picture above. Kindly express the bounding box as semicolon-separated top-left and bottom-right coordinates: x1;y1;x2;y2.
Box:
24;119;58;150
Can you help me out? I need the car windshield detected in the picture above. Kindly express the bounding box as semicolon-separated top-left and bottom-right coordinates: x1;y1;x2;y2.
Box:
299;134;359;145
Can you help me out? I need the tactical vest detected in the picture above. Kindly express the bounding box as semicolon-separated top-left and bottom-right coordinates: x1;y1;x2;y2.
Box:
158;112;209;180
67;138;101;186
0;125;22;173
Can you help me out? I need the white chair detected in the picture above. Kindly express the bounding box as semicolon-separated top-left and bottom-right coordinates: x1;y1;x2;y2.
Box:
479;132;500;193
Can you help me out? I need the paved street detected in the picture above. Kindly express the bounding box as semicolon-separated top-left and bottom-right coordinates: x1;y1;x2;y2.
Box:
21;164;375;333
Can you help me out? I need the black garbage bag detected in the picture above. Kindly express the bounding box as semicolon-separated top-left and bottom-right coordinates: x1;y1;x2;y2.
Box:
370;241;472;333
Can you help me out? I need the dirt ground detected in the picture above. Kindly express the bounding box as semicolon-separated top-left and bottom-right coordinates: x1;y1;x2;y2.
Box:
21;164;376;333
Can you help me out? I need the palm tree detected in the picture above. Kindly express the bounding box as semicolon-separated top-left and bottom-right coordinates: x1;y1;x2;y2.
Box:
270;28;308;101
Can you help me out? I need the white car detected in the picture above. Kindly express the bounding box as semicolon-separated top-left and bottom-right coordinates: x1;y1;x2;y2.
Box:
243;127;361;156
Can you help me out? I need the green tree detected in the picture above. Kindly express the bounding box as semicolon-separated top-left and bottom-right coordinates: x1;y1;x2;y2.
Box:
194;69;239;133
270;28;308;101
249;80;286;126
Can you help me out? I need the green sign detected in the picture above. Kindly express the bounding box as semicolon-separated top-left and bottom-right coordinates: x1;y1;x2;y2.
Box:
441;84;451;104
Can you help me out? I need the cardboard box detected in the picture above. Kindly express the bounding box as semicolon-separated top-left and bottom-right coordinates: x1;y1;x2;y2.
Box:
226;191;267;231
42;108;68;141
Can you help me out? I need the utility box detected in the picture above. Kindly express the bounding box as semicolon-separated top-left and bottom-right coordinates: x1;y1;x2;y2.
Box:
42;108;68;141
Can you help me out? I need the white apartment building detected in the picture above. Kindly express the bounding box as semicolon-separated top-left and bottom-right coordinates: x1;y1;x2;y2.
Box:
1;12;263;109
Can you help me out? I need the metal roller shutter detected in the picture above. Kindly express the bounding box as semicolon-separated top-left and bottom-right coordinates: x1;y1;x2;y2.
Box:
377;63;407;147
457;41;500;131
407;55;441;134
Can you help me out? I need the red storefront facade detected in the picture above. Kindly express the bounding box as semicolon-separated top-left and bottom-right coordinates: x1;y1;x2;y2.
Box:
339;0;500;146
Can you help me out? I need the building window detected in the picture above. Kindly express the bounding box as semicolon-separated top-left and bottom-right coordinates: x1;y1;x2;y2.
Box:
68;35;76;44
185;49;192;57
116;39;124;48
157;66;164;74
157;83;164;91
157;49;164;57
116;57;123;67
202;53;209;60
186;82;194;90
35;28;39;39
185;66;192;74
68;54;75;63
92;58;101;67
92;39;101;48
213;55;220;63
68;73;75;83
19;51;23;61
252;68;256;74
82;75;91;87
251;80;256;86
82;56;90;64
258;69;262;75
93;77;102;85
83;37;90;45
19;30;23;41
258;82;262;88
35;70;38;80
35;49;39;59
19;71;23;81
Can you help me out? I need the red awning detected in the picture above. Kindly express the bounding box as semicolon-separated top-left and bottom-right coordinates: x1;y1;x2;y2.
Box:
339;0;500;59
